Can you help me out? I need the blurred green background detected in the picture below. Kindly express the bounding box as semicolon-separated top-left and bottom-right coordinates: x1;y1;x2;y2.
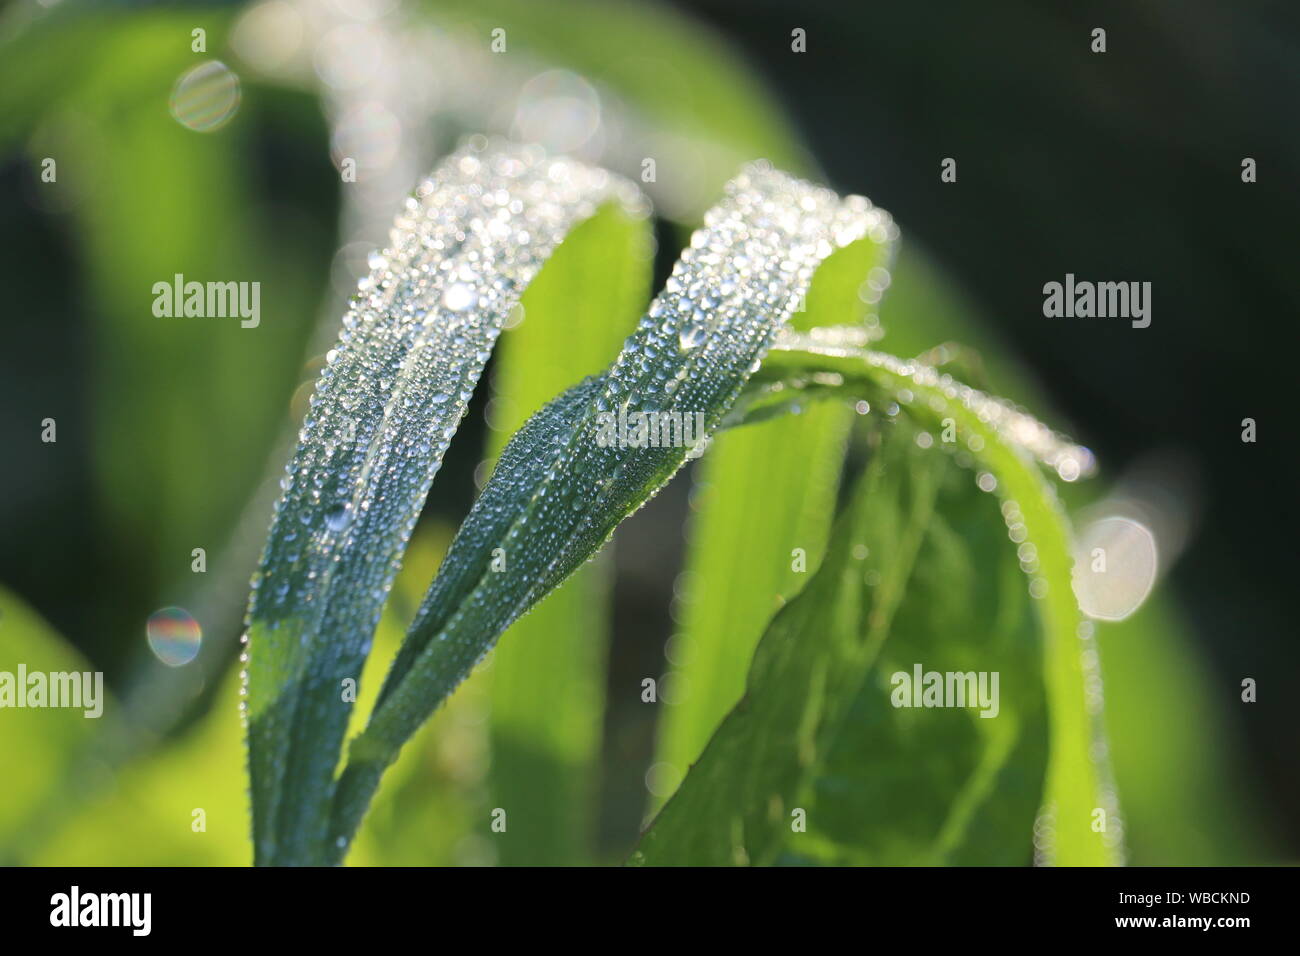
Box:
0;0;1293;865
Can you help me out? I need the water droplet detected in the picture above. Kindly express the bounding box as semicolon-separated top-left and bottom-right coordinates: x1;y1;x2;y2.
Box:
442;282;478;312
678;324;706;351
325;503;354;532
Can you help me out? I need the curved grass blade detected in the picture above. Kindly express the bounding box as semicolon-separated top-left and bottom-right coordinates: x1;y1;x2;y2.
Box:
631;419;1052;865
482;205;654;864
793;442;1050;865
326;165;885;859
651;227;897;812
244;140;646;865
742;333;1121;865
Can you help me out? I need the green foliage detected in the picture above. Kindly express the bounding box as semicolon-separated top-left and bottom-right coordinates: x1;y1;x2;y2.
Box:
652;236;892;807
320;162;870;863
0;589;119;864
745;340;1119;864
633;421;1047;865
425;0;807;195
0;0;1265;871
482;205;653;864
243;151;647;865
0;7;323;637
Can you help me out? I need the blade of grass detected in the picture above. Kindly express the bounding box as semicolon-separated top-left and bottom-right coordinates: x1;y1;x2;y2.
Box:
245;141;646;865
632;417;1051;865
651;227;896;810
482;204;653;864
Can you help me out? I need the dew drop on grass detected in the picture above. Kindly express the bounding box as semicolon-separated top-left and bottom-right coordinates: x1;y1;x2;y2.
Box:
325;503;354;532
442;282;478;312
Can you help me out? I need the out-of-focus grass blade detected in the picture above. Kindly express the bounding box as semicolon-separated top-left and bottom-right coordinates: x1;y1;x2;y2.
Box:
428;0;806;210
0;9;322;644
482;205;653;864
246;142;645;865
634;419;1038;864
30;668;249;866
326;165;880;859
652;230;895;809
0;588;119;864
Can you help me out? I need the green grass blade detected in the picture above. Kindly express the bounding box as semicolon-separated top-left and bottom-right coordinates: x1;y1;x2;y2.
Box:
632;419;1051;865
483;205;653;864
631;423;945;865
652;227;896;809
788;433;1048;864
245;142;644;865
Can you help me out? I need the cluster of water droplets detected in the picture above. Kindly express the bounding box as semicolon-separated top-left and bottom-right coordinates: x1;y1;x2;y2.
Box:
241;140;644;856
343;163;896;790
1075;617;1126;859
771;330;1097;482
251;139;640;626
511;172;874;615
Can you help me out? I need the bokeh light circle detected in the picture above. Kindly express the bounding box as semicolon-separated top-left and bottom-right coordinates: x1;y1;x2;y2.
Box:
170;61;241;132
147;607;202;666
1072;516;1159;621
513;70;602;154
644;762;683;798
